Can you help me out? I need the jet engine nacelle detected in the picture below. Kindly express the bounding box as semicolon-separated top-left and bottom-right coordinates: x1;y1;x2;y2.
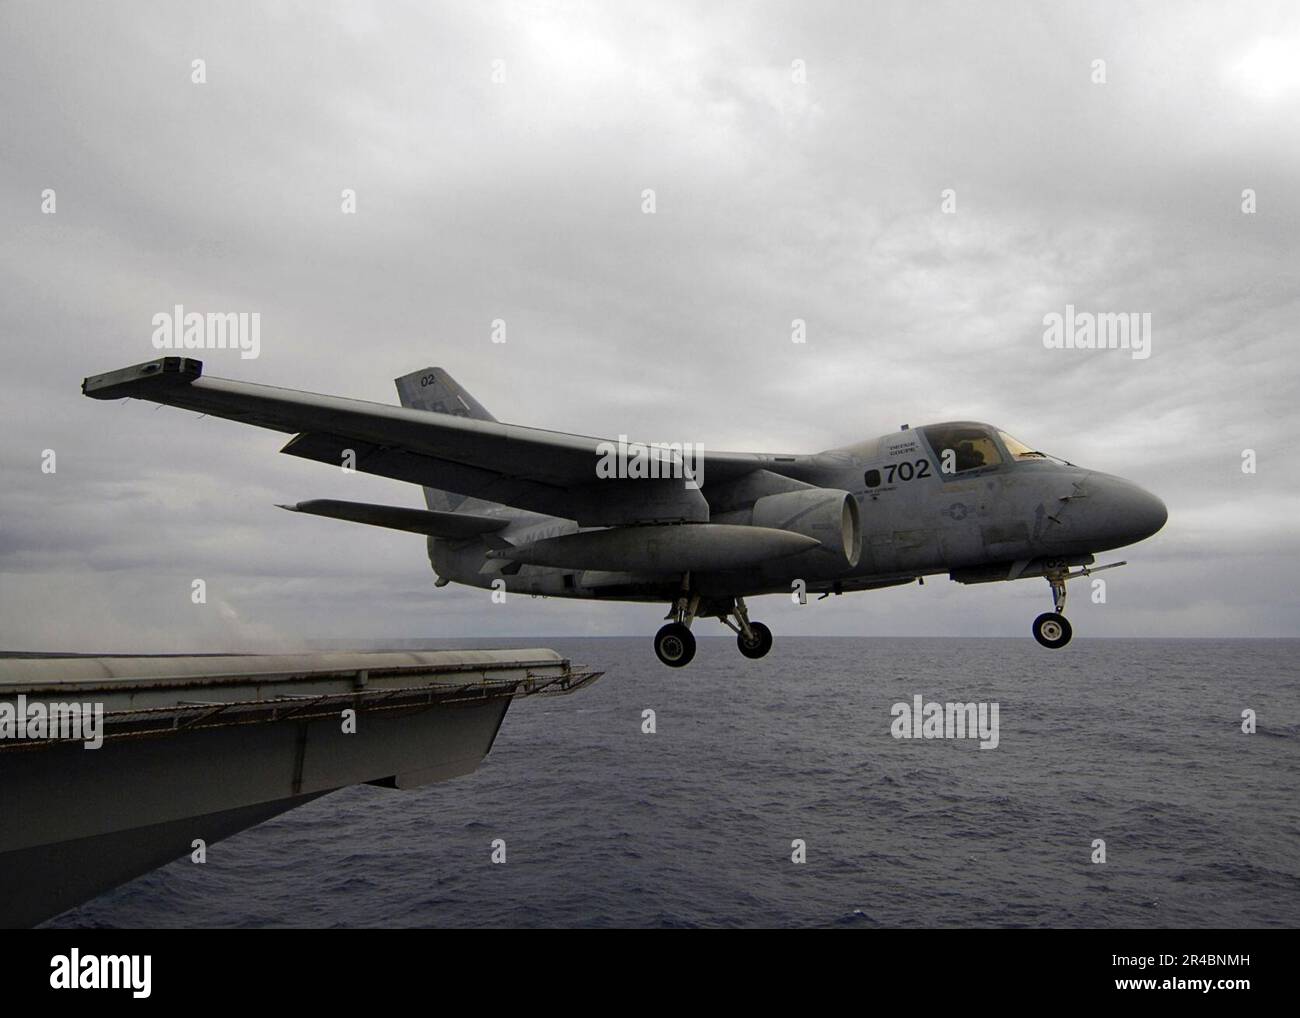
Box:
750;489;861;569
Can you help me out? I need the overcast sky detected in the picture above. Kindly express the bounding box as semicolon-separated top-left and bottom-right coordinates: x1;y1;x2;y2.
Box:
1;1;1297;651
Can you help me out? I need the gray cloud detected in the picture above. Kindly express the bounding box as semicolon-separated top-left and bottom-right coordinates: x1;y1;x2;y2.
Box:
2;0;1297;650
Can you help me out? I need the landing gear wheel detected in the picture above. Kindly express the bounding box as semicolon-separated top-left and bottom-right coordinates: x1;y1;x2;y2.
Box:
737;621;774;659
1032;612;1072;649
654;622;697;668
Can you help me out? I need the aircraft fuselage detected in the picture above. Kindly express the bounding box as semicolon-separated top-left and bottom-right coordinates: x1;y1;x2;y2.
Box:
430;421;1167;606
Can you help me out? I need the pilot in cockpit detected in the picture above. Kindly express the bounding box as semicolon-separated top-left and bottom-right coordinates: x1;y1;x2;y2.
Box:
953;440;986;471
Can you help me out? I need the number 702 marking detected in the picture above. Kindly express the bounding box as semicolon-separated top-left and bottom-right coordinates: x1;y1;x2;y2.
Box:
884;458;932;483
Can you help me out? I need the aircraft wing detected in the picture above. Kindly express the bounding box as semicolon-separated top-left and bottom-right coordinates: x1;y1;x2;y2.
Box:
82;357;767;526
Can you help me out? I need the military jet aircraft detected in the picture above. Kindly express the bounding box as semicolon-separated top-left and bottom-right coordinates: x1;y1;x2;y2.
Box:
83;357;1167;667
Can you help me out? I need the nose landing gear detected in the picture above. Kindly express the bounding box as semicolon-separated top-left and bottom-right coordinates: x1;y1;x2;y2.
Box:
1032;612;1072;648
1029;560;1128;649
1032;570;1072;648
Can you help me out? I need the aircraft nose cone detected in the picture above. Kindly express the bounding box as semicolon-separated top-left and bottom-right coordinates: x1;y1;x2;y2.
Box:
1085;474;1167;549
1135;487;1168;540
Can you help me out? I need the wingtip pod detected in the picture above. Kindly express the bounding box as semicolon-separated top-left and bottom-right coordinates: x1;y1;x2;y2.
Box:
82;357;203;399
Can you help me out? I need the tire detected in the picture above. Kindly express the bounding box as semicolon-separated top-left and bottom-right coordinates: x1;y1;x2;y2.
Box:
737;621;774;659
654;622;696;668
1032;612;1073;649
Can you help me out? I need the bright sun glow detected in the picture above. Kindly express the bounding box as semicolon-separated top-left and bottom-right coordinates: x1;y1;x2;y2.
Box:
1228;37;1300;100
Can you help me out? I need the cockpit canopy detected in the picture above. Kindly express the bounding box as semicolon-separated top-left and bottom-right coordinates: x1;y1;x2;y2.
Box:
920;423;1053;473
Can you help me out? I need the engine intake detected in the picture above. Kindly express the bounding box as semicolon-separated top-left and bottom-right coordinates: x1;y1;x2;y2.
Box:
750;489;861;569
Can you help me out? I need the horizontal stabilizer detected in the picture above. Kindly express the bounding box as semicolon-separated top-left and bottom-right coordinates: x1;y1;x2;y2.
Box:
278;499;509;539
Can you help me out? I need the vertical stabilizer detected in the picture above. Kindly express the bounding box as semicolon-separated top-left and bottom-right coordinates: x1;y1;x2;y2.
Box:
394;367;497;512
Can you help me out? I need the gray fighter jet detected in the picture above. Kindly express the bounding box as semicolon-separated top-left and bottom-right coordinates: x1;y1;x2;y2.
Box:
84;357;1167;667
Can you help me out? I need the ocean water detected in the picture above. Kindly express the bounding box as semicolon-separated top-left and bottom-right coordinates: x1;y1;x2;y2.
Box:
47;638;1300;929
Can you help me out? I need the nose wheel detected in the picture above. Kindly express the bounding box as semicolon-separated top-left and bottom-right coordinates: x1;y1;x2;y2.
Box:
1032;612;1072;648
1032;569;1073;648
1025;559;1127;649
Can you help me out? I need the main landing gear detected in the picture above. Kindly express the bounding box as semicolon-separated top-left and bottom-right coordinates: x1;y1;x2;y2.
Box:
653;621;696;667
719;597;773;660
654;579;700;668
653;579;774;668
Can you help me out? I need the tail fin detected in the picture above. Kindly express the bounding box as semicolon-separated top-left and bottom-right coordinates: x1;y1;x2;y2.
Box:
394;367;496;512
395;367;497;423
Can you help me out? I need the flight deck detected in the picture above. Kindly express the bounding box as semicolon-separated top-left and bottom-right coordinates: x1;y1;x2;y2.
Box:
0;649;602;927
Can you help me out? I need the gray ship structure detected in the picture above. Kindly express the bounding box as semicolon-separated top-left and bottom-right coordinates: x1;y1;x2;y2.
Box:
0;649;601;927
